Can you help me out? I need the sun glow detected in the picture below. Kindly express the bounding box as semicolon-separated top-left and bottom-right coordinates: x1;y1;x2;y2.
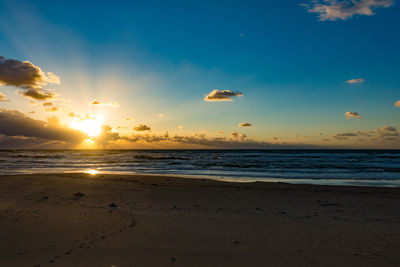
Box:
86;169;99;175
70;115;104;137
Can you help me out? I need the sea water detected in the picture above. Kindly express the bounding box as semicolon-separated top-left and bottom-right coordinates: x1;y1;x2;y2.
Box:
0;149;399;187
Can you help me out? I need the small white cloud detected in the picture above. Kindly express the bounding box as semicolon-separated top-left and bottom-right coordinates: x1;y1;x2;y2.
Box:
303;0;394;21
346;78;365;84
345;111;363;119
157;113;165;117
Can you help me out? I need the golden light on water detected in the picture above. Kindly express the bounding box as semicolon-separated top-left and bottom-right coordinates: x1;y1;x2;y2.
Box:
70;115;104;137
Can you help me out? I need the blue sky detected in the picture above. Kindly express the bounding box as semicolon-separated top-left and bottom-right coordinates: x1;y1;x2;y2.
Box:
0;0;399;148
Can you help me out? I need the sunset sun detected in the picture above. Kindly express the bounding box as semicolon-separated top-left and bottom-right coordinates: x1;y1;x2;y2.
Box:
70;115;104;137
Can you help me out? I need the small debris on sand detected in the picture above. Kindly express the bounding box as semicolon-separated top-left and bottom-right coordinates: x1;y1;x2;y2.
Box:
73;192;85;198
108;203;118;208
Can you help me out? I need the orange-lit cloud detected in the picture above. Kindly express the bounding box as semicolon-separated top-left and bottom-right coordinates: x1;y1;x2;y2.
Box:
303;0;393;21
238;122;252;127
346;78;365;84
90;99;119;108
204;89;243;101
345;111;363;119
0;93;7;102
395;100;400;108
68;112;81;118
42;102;59;112
45;106;59;112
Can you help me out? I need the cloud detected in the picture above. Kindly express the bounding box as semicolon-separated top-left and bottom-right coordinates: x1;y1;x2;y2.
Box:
125;117;135;121
0;56;60;100
68;112;81;118
381;126;397;132
0;109;87;144
0;93;7;102
216;131;224;134
345;111;363;119
332;132;358;140
95;125;121;147
44;106;59;112
331;125;400;143
303;0;394;21
109;131;313;149
77;114;95;121
43;102;53;107
16;88;55;100
395;100;400;108
133;124;151;131
90;100;119;108
346;78;365;84
157;113;165;117
177;125;184;129
41;102;58;112
238;122;252;127
204;89;243;102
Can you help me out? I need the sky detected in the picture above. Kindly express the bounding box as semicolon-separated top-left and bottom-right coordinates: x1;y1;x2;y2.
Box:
0;0;399;149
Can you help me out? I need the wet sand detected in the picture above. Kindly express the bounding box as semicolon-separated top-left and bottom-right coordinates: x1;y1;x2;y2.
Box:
0;173;399;267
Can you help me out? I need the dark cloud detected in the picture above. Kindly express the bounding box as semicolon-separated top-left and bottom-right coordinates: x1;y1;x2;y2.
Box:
204;89;243;102
0;56;59;100
331;126;400;144
134;124;151;131
303;0;394;21
0;135;74;149
16;88;55;100
238;122;252;127
0;109;87;144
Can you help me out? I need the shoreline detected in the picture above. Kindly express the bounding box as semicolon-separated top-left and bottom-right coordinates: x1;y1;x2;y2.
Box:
1;171;399;188
1;173;400;266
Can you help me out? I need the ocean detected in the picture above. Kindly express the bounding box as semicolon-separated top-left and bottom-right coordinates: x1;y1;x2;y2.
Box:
0;149;399;187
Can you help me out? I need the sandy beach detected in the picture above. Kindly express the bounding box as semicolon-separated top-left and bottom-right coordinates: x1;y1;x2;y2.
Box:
0;173;399;267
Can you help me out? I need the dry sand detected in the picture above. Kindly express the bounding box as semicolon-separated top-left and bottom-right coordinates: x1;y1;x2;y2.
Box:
0;173;399;267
